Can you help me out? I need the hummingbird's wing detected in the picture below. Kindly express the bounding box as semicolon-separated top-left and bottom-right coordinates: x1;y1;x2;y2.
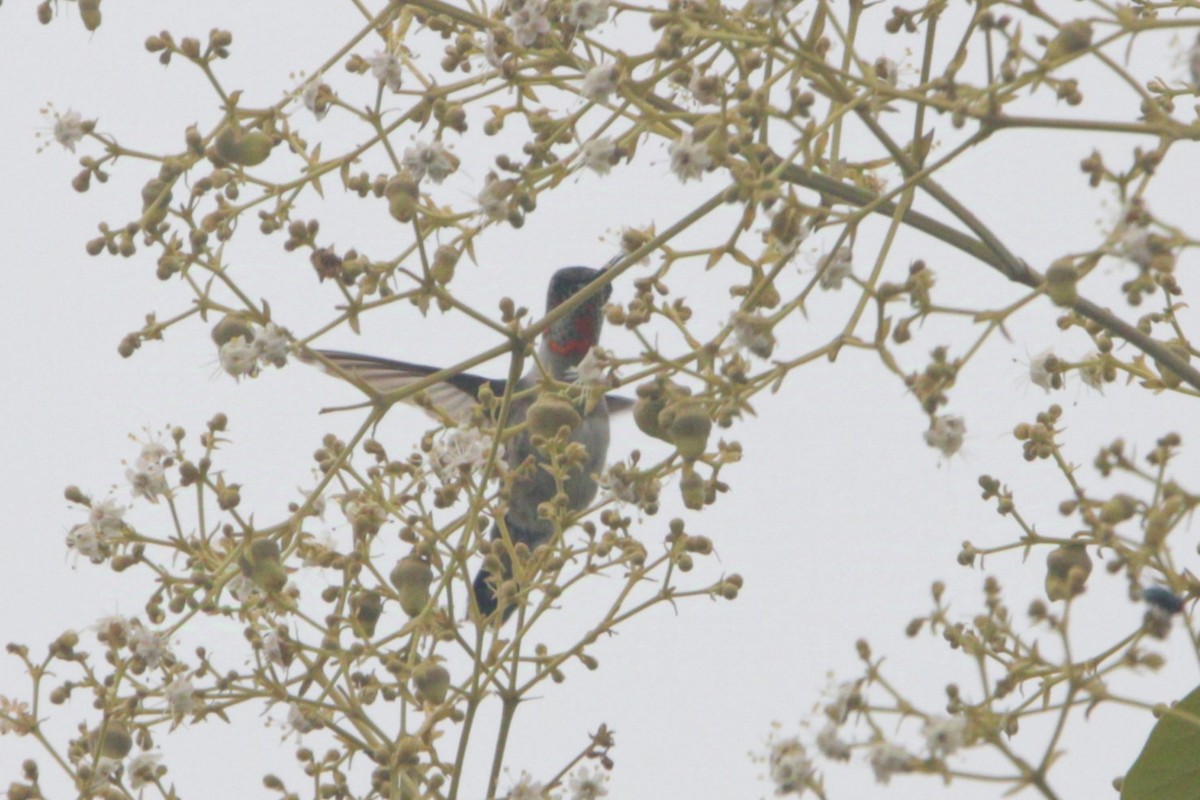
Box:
306;349;635;423
306;350;507;425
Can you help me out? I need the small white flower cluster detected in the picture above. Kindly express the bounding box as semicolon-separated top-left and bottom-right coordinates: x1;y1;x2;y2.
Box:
127;752;164;790
581;62;619;103
867;741;910;785
1027;349;1058;393
1117;225;1155;269
731;312;777;360
506;0;551;47
668;132;712;182
300;75;332;120
126;439;171;502
567;765;609;800
566;0;610;30
164;675;196;716
571;346;617;387
924;414;965;458
288;703;322;734
403;140;458;184
429;427;504;483
769;737;816;796
54;108;86;152
367;48;404;93
219;321;291;380
479;174;515;221
67;496;126;564
507;771;552;800
129;621;173;669
580;137;618;175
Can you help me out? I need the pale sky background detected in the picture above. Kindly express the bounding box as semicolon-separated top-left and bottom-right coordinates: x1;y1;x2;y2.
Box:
3;2;1200;799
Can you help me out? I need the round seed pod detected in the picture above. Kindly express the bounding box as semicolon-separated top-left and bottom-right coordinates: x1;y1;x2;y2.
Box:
526;394;581;438
215;125;273;167
94;721;132;759
390;556;434;617
352;590;383;638
668;405;712;460
412;661;450;704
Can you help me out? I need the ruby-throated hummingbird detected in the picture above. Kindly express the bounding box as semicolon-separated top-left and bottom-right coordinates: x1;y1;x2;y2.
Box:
308;266;628;620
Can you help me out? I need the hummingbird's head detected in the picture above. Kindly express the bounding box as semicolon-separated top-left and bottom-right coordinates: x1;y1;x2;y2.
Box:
542;266;611;366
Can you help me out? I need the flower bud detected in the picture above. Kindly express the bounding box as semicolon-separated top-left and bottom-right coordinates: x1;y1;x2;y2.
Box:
390;556;433;617
679;467;705;510
93;721;132;759
1043;262;1078;307
211;314;256;347
240;538;287;593
1044;20;1093;62
412;661;450;704
352;590;383;638
1045;544;1091;601
214;125;273;167
668;404;711;460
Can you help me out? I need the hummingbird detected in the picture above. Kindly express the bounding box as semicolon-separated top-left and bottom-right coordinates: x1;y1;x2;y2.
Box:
307;266;629;620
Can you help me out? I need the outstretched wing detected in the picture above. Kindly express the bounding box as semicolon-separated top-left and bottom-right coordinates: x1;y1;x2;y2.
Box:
305;349;635;422
305;350;506;425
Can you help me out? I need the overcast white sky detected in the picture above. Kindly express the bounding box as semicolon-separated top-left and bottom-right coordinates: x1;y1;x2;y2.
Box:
3;2;1200;799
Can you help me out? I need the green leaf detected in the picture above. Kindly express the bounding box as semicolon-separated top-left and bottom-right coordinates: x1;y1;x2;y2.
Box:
1122;684;1200;800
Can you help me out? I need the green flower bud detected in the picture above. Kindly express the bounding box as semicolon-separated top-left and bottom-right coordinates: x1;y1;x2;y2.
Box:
679;467;705;510
1044;20;1093;62
668;404;712;460
1045;544;1091;601
239;538;287;593
211;314;256;347
1043;262;1078;307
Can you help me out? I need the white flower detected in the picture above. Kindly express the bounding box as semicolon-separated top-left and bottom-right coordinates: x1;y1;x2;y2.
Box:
567;765;609;800
599;465;637;505
139;441;171;466
731;312;776;359
769;737;815;795
126;461;168;501
922;716;966;757
164;676;196;716
867;741;911;785
94;756;123;782
403;140;458;184
54;109;86;152
1028;349;1059;392
1079;351;1105;392
127;752;162;790
825;680;862;723
219;335;258;379
745;0;800;18
227;574;263;603
507;771;553;800
367;49;404;93
581;62;619;103
924;415;965;458
567;0;610;30
479;175;513;221
88;497;126;536
430;428;501;482
580;137;617;175
688;69;721;105
668;132;711;182
506;0;551;47
483;29;504;69
262;630;286;666
818;247;853;290
1117;225;1155;269
129;624;172;669
288;703;320;734
571;346;615;387
254;322;291;368
67;523;108;564
0;696;32;736
300;75;331;120
816;723;851;761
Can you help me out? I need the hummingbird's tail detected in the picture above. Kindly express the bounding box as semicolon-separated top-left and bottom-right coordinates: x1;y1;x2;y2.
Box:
472;519;550;623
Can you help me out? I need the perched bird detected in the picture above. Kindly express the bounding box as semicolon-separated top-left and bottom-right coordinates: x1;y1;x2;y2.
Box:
308;266;628;620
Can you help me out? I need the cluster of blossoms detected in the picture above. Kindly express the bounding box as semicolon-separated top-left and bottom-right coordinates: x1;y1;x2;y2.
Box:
366;47;404;93
218;321;290;380
66;496;125;564
580;137;618;175
817;247;853;291
429;427;504;483
667;132;712;182
924;414;965;458
505;764;609;799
